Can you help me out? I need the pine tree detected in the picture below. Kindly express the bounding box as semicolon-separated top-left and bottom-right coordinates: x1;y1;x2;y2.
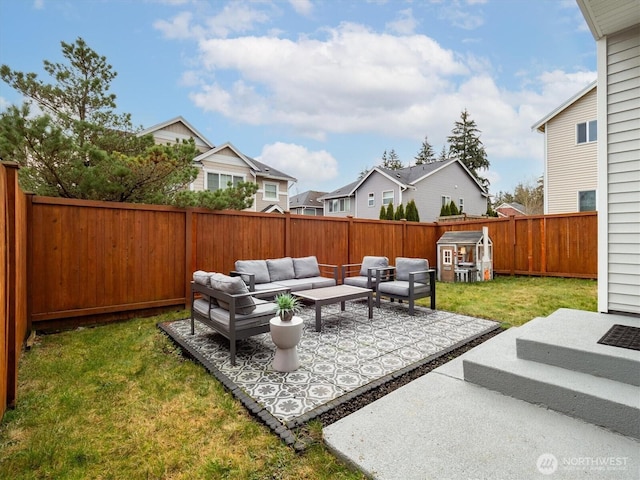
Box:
394;203;405;220
414;136;435;165
406;200;420;222
385;202;394;220
382;149;403;169
449;200;460;216
437;145;448;162
447;109;489;189
379;205;387;220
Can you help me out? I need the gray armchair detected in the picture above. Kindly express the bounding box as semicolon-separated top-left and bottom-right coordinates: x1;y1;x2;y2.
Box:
341;256;390;290
375;257;436;315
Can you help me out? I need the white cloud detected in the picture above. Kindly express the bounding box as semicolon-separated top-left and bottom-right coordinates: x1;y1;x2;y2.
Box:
439;0;484;30
386;8;418;35
256;142;339;187
289;0;313;17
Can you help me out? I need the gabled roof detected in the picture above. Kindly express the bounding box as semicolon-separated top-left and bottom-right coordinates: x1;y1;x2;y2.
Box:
194;142;296;182
290;190;327;208
138;116;215;149
437;230;490;245
496;202;527;215
531;81;597;133
320;158;488;200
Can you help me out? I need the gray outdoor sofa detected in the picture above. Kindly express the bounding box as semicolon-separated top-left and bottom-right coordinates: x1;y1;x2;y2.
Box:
231;256;338;292
190;271;289;365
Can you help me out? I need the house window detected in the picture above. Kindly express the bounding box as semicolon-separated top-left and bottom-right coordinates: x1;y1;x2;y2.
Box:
577;120;597;144
578;190;596;212
303;208;317;216
328;198;350;213
459;198;464;212
382;191;394;205
443;249;452;265
207;172;243;191
368;193;375;207
441;195;451;206
263;182;278;200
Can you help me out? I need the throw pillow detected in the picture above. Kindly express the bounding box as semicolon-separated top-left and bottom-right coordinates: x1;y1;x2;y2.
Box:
234;260;270;284
266;257;295;281
293;256;321;279
210;273;256;314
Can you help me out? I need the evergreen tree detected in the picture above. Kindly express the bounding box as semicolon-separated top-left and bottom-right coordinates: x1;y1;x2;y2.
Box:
379;205;387;220
414;136;435;165
382;148;403;169
437;145;448;162
385;202;394;220
447;109;490;189
0;37;242;206
440;202;451;217
394;203;405;220
449;200;460;216
406;200;420;222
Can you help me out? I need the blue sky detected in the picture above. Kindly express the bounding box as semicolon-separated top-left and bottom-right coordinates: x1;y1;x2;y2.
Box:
0;0;597;197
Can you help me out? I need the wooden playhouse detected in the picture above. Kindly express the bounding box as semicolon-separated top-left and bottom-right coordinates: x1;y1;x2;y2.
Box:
436;227;493;282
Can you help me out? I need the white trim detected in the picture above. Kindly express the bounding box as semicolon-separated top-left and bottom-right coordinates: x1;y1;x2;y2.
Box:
262;181;279;201
543;128;549;214
204;169;245;191
596;36;609;313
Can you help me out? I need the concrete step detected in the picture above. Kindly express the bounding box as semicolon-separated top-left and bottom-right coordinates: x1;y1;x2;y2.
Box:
516;309;640;386
461;314;640;440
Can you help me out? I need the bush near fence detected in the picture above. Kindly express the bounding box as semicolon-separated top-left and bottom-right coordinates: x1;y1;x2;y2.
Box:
1;161;597;416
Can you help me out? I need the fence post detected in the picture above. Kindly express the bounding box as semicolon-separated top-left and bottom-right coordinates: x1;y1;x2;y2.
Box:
184;208;194;310
509;215;516;276
4;162;21;408
284;211;291;257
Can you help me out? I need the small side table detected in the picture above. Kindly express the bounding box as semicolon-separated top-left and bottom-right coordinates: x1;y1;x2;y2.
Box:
270;316;303;372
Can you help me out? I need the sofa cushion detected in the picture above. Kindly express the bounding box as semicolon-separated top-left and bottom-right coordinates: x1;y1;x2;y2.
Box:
395;257;429;282
193;270;212;286
293;256;321;279
378;280;430;297
235;260;270;284
266;257;295;281
210;273;256;314
360;256;389;276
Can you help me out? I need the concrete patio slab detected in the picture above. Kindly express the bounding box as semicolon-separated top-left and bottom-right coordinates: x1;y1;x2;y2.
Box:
323;316;640;480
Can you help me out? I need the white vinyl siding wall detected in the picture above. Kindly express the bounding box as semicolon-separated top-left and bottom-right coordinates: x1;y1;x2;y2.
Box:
546;88;598;213
600;27;640;315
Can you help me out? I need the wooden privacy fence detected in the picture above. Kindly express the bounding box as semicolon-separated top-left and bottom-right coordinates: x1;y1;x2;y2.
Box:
1;175;597;417
27;197;597;332
1;163;28;419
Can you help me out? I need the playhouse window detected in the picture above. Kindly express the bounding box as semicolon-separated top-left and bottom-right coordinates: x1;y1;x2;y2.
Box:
443;249;452;265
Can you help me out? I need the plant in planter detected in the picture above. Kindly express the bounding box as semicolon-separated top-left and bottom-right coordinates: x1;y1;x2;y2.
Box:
275;293;302;322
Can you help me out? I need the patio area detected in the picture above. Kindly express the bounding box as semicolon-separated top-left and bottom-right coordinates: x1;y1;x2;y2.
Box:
159;300;500;445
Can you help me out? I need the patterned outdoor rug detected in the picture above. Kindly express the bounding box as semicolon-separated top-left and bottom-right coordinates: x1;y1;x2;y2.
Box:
159;300;499;446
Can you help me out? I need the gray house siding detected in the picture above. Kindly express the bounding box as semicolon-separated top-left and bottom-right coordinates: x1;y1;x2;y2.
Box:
407;162;487;222
355;173;402;219
599;26;640;315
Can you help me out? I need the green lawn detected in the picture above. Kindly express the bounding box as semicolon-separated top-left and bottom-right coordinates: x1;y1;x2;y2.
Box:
0;276;597;479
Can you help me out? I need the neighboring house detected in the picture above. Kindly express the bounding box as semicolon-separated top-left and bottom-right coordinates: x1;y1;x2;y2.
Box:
532;81;598;214
319;159;489;222
138;116;296;213
495;202;528;217
290;190;327;216
577;0;639;316
138;116;214;154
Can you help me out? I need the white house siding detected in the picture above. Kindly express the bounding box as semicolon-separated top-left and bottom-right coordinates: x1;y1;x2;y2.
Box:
546;88;598;214
356;173;402;219
599;26;640;315
407;163;487;222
